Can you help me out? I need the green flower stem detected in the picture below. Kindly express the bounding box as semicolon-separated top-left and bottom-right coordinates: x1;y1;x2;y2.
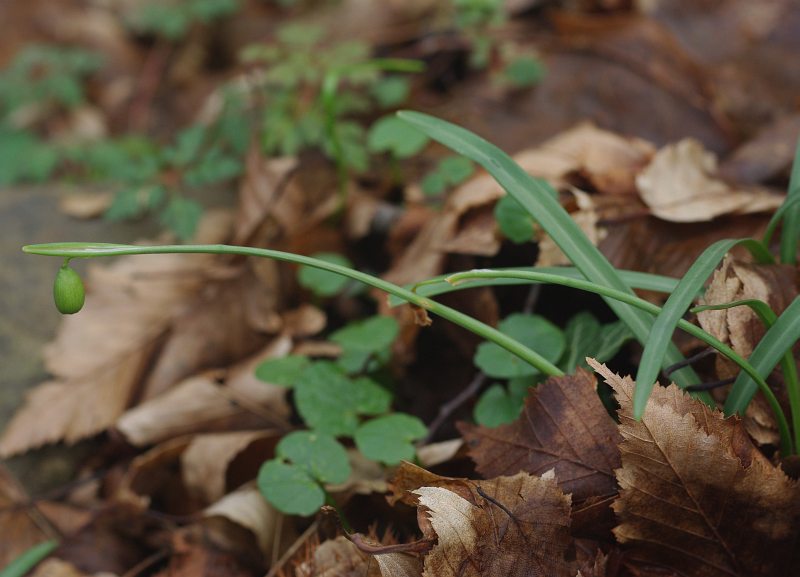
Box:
22;242;563;379
445;269;794;456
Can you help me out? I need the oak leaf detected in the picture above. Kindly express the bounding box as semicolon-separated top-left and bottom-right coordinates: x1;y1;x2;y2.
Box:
589;360;800;577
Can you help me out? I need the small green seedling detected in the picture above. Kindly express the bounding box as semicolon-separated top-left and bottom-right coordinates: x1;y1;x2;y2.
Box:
126;0;240;40
421;156;475;197
53;261;85;315
0;45;102;186
255;312;425;514
258;431;350;515
473;311;632;427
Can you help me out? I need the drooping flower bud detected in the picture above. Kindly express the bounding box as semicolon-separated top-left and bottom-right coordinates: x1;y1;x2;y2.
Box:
53;262;85;314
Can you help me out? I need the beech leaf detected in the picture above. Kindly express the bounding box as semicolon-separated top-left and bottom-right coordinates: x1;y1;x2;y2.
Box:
589;359;800;577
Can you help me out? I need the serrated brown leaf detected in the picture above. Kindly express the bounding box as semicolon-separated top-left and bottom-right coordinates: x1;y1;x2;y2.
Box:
589;360;800;577
459;370;621;532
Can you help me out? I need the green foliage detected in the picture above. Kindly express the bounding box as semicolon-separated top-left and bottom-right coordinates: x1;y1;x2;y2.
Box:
255;355;310;385
355;413;427;464
240;26;420;174
0;127;60;185
75;110;245;239
127;0;240;40
330;315;399;372
257;430;350;515
473;311;632;427
421;156;475;196
0;45;102;117
474;313;565;379
501;55;545;88
253;311;427;512
367;116;429;158
298;252;354;297
451;0;543;84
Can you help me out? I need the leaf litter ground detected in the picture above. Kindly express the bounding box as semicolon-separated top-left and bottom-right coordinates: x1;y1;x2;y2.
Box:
2;1;800;576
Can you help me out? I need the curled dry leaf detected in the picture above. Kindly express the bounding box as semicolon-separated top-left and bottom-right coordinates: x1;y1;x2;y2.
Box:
0;211;232;456
458;369;621;532
140;263;279;399
589;359;800;577
697;255;797;361
182;430;279;505
636;139;783;222
204;485;282;556
116;336;291;447
696;255;797;445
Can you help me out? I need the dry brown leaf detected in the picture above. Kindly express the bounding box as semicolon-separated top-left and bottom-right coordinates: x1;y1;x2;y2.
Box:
140;263;278;399
115;337;291;446
204;485;282;556
181;431;279;504
0;211;232;456
58;191;113;219
537;189;605;267
234;150;298;245
697;255;797;360
696;256;797;446
0;465;56;566
512;123;655;196
636;139;783;222
153;530;255;577
293;536;383;577
589;360;800;576
28;558;97;577
414;472;574;577
458;370;621;532
280;305;326;338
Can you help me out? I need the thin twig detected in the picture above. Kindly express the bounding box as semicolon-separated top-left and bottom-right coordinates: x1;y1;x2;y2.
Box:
423;372;487;444
664;347;716;377
686;377;736;392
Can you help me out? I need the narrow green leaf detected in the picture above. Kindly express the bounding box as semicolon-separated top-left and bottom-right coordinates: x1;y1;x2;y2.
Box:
779;136;800;265
725;296;800;415
396;110;700;401
389;267;682;305
0;541;58;577
634;238;772;418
